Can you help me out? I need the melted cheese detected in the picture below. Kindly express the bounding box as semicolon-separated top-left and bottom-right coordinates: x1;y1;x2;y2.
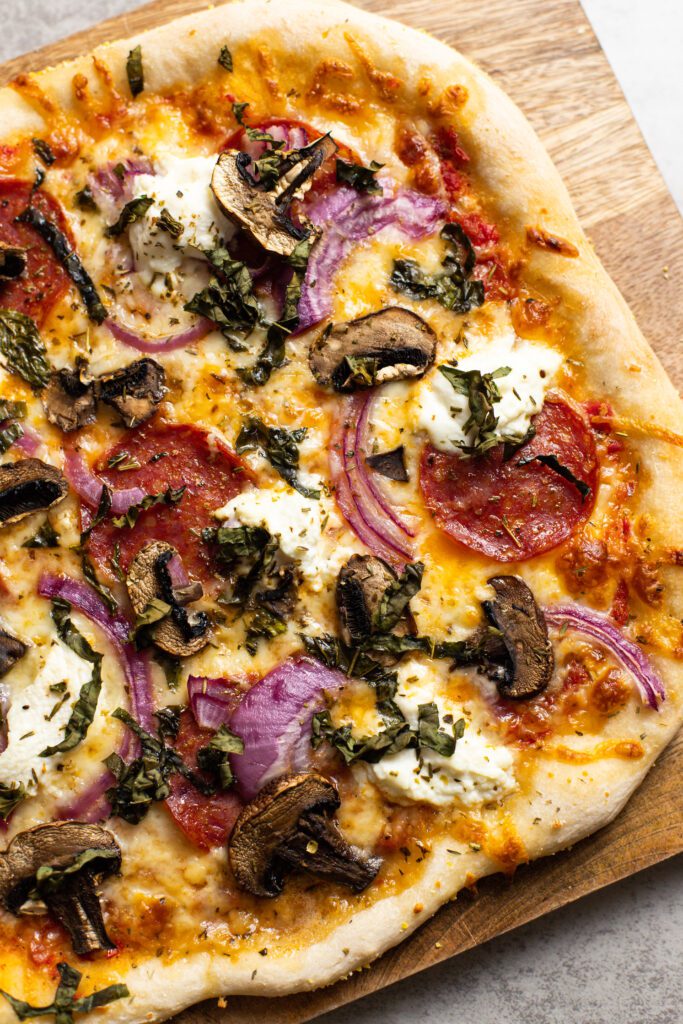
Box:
0;639;91;793
415;328;563;453
362;661;517;808
129;154;235;286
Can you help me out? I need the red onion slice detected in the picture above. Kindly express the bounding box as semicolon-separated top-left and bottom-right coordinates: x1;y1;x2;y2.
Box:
356;391;415;540
64;448;146;514
38;573;155;820
187;676;241;731
544;604;666;710
229;657;346;799
11;422;41;456
298;187;446;330
329;397;414;567
106;315;212;354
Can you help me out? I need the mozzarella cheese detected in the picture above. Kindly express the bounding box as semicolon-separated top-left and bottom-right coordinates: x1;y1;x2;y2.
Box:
363;661;517;808
0;639;91;793
129;154;236;282
415;328;563;453
215;484;326;584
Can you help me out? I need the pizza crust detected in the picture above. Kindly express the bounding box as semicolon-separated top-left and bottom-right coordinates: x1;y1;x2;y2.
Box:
0;1;682;1019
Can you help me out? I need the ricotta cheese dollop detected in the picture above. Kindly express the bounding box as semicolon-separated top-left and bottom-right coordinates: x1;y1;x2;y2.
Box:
0;639;91;793
415;327;563;454
129;154;236;280
215;485;325;585
364;662;517;808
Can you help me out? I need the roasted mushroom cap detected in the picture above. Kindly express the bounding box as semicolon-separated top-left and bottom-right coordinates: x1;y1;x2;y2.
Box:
229;772;381;898
0;627;27;677
0;458;68;526
309;307;437;392
336;554;397;646
96;358;166;429
43;364;96;433
0;821;121;955
126;539;210;657
211;135;337;257
481;575;554;699
0;241;27;281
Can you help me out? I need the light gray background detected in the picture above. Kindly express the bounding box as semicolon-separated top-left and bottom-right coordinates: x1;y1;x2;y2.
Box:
2;1;681;1021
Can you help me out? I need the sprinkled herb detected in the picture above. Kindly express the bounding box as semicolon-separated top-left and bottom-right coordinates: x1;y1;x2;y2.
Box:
391;223;484;314
218;45;233;71
236;416;320;499
32;138;55;166
196;724;243;788
126;45;144;97
1;960;128;1024
111;486;185;529
16;207;107;323
335;158;383;194
105;195;154;238
40;598;104;756
157;207;184;239
0;309;51;389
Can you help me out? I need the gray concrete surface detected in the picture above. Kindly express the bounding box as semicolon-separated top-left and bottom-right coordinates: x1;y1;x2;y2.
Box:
1;0;681;1020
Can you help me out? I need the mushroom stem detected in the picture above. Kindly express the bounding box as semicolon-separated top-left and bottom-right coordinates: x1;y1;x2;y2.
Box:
42;868;116;955
277;811;382;893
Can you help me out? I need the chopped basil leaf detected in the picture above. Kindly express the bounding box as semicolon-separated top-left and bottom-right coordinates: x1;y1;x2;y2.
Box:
1;960;128;1024
157;207;184;238
184;247;261;341
22;519;60;548
75;184;98;211
236;416;320;499
80;552;118;614
32;138;56;166
196;724;244;788
218;44;233;72
438;363;520;456
16;207;107;323
0;309;52;389
516;451;591;500
129;597;172;642
244;605;287;655
105;195;154;238
111;486;185;528
40;598;104;756
106;707;214;824
126;45;144;97
152;649;182;691
391;223;484;314
0;782;26;822
373;561;424;633
232;100;249;124
35;847;119;897
0;421;23;454
335;158;383;194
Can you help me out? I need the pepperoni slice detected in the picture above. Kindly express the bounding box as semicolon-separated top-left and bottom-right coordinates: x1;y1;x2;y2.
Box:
419;395;598;561
86;422;245;584
166;712;244;850
0;181;71;324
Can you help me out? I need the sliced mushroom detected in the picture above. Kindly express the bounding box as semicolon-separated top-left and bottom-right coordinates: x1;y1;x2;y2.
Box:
336;554;397;646
43;363;96;433
0;241;27;281
229;772;381;898
96;358;166;428
126;540;210;657
481;575;554;699
0;458;68;526
211;134;337;257
309;307;437;392
0;821;121;955
0;627;27;677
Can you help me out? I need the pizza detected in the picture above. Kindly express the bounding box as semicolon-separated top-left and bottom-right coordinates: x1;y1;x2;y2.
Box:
0;0;681;1019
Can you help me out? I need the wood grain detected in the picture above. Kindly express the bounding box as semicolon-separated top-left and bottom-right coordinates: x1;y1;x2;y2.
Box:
1;1;682;1020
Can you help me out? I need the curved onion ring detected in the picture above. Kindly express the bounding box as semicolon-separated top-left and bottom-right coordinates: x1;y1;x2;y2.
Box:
544;604;666;710
64;448;146;514
38;573;155;821
229;657;346;799
187;675;240;731
106;315;213;354
329;394;414;567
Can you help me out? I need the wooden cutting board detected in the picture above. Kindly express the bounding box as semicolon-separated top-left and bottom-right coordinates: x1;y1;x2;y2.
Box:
2;0;682;1020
